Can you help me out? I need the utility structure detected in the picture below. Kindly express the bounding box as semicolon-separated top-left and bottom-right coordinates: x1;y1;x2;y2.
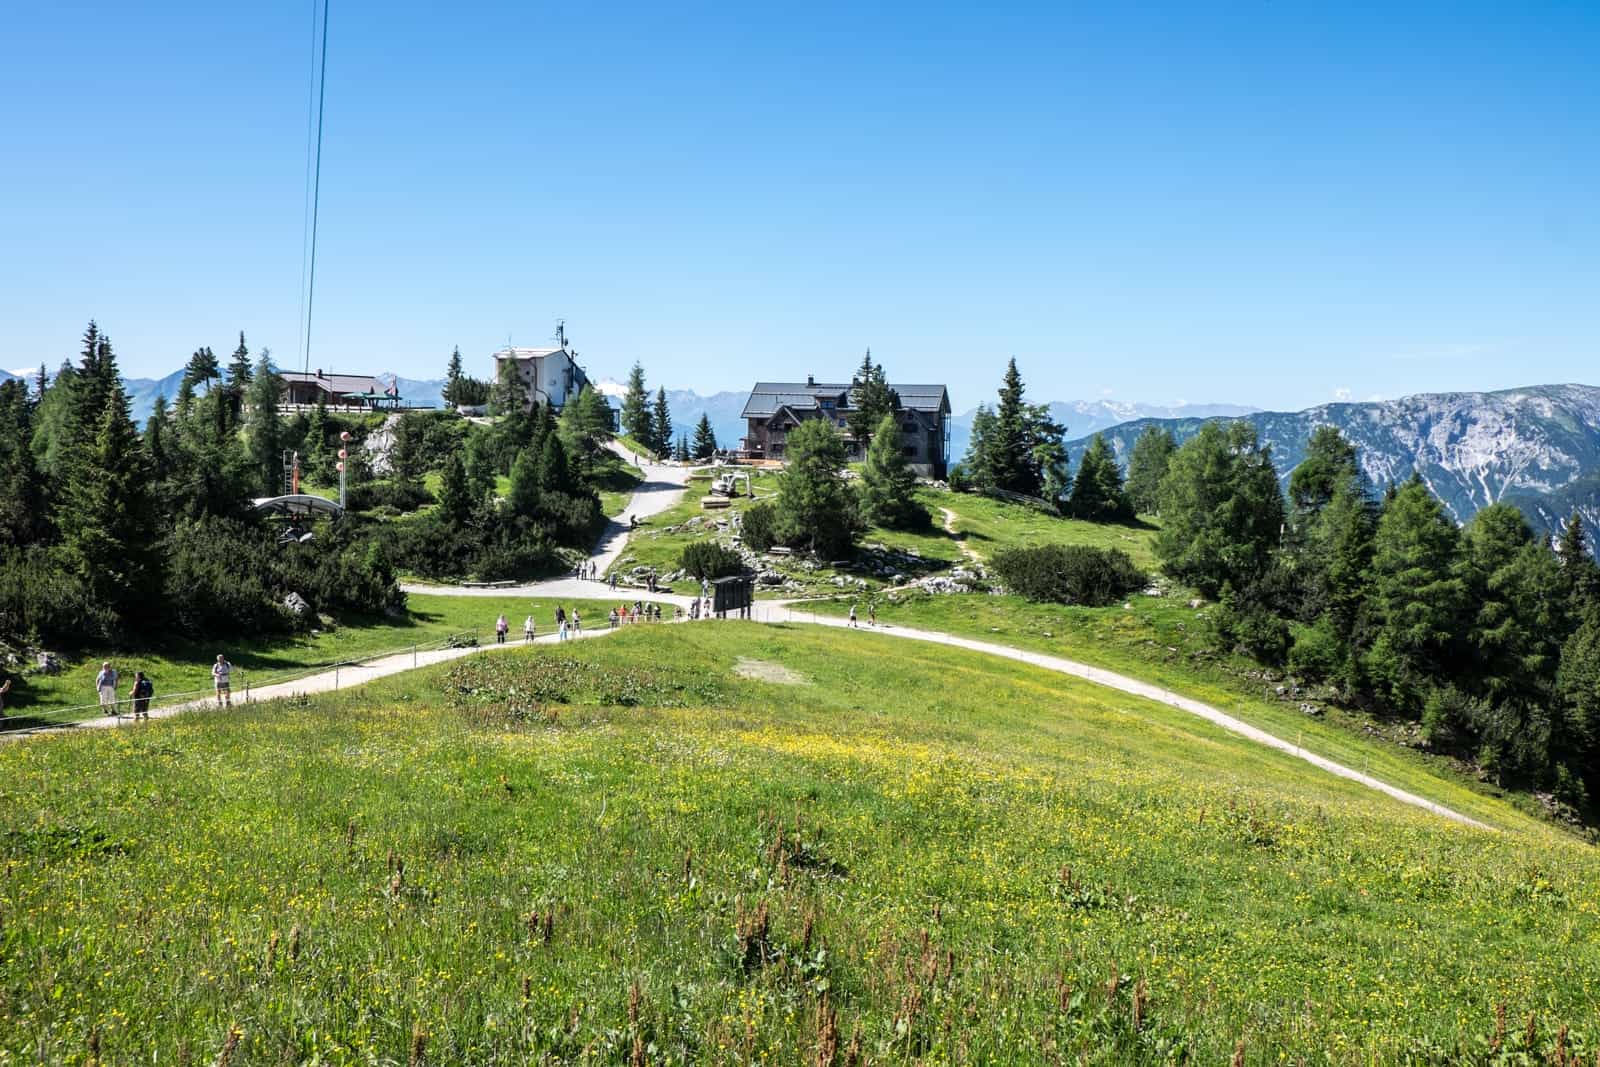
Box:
337;430;352;509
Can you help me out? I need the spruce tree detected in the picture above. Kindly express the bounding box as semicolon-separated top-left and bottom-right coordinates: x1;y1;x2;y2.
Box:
847;349;898;448
1154;421;1284;597
227;332;253;387
506;447;541;519
621;363;652;449
988;359;1033;495
1067;434;1132;521
0;379;45;545
651;387;673;455
859;412;924;529
58;383;161;627
537;432;574;495
183;346;220;394
444;346;464;406
244;351;284;495
674;435;691;463
692;413;718;459
1365;476;1467;714
775;419;860;557
30;361;79;482
1124;426;1176;515
144;395;174;484
437;452;473;526
303;402;333;484
1558;511;1600;612
34;363;48;406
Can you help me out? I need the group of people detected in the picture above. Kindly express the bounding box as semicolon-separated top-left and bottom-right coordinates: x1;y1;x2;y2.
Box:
845;602;878;628
573;561;601;581
78;653;236;722
610;602;663;627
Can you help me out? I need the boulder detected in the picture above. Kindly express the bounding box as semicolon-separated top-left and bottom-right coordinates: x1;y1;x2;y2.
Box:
35;651;61;675
284;592;312;616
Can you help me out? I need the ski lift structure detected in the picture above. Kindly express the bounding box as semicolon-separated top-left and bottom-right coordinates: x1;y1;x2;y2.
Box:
251;430;352;544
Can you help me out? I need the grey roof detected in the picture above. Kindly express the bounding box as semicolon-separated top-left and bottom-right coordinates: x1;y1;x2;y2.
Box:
280;371;380;394
742;381;949;419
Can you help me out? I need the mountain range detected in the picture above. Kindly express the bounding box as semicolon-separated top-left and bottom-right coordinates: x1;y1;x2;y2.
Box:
1064;383;1600;537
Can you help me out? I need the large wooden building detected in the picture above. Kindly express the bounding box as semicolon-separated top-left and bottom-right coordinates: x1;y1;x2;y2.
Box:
739;376;951;478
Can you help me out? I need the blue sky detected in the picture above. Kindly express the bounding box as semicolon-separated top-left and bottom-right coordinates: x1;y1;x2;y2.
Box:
3;2;1596;412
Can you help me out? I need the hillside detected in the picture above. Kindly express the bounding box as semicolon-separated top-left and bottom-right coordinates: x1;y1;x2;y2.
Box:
3;625;1593;1062
950;399;1259;462
1067;383;1600;533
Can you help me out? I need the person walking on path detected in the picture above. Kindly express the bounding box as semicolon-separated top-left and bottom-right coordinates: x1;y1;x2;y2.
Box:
212;655;233;708
0;676;12;719
558;614;570;642
868;603;877;627
96;662;119;716
847;604;858;628
572;609;582;634
130;671;153;720
495;614;509;644
609;607;619;629
524;615;535;643
608;572;617;591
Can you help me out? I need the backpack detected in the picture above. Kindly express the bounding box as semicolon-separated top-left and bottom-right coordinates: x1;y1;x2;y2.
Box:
136;678;154;699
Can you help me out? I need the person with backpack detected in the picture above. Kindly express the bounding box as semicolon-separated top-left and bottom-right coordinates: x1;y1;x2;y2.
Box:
212;655;233;708
95;662;119;716
129;671;154;720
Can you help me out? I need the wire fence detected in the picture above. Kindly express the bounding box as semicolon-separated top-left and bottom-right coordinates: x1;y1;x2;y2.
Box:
3;630;483;729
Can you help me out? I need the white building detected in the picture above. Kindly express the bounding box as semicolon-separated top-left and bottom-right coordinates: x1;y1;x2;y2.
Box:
492;344;592;413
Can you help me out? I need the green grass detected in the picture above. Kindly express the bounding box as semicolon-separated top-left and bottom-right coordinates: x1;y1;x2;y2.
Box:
614;434;659;462
592;452;646;518
2;623;1596;1062
802;591;1560;837
931;488;1161;569
0;595;658;730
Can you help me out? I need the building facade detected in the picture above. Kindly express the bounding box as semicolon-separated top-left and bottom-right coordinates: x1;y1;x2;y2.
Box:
740;377;951;478
280;370;383;408
493;345;591;413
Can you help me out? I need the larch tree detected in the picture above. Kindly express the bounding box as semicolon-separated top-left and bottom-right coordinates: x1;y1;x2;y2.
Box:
1124;426;1176;516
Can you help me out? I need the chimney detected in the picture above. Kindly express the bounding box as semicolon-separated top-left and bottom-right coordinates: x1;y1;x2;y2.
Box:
316;368;324;379
806;374;814;387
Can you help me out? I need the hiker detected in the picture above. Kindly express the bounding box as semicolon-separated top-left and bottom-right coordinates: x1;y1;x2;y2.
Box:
608;572;617;590
0;675;12;718
495;614;509;644
524;615;535;643
212;654;233;708
848;604;858;628
868;603;877;627
95;661;119;716
572;609;582;634
558;614;570;642
555;605;566;631
130;671;153;720
609;607;619;629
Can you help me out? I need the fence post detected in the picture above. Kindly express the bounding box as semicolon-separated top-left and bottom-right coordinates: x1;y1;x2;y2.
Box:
413;644;417;669
335;663;340;690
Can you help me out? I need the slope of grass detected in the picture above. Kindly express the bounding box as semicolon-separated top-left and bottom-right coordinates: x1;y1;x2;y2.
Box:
0;595;658;729
930;487;1161;569
2;624;1596;1062
801;591;1560;837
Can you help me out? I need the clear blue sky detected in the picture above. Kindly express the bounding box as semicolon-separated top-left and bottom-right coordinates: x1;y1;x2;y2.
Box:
3;2;1596;412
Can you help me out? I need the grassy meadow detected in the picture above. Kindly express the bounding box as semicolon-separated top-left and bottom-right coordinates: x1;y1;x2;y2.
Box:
2;623;1597;1062
0;595;655;729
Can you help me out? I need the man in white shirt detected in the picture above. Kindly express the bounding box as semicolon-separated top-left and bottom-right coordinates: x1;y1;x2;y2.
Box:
95;662;118;716
212;654;233;708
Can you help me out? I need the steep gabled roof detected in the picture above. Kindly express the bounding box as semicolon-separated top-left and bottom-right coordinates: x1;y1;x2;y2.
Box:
280;371;379;394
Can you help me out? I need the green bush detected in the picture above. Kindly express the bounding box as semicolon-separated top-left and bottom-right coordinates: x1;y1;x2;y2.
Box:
740;502;779;552
679;541;745;580
990;544;1146;607
163;516;297;638
346;479;434;513
1287;620;1341;682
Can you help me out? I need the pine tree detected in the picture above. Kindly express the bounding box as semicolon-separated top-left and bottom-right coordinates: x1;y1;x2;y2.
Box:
1124;426;1176;515
847;349;898;449
0;379;45;545
444;346;465;406
959;361;1065;499
1557;511;1600;613
436;452;472;525
244;350;284;494
227;332;253;387
621;363;652;449
506;447;541;519
775;419;860;558
537;432;573;495
1067;434;1132;521
988;359;1033;495
1154;421;1284;597
674;435;691;463
34;363;48;406
58;383;161;627
692;413;718;459
143;395;174;484
858;412;924;529
1365;476;1467;714
183;346;220;394
651;387;673;456
303;402;333;484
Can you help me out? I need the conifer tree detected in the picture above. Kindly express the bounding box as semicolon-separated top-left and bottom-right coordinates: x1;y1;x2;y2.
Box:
58;383;160;627
537;432;573;495
651;387;673;455
227;332;253;387
34;363;48;406
847;349;898;448
858;412;924;529
675;435;691;463
436;452;473;525
1124;426;1176;515
1558;511;1600;613
0;379;45;545
620;363;652;449
1067;434;1132;521
30;360;79;482
244;350;283;494
143;395;174;484
988;359;1033;495
1154;421;1284;597
692;413;718;459
775;419;860;557
506;447;541;519
183;346;220;394
444;346;464;406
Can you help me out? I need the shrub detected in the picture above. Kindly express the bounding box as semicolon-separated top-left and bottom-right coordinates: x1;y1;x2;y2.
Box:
740;502;779;552
164;516;297;638
990;544;1146;607
679;541;745;580
346;479;434;513
0;546;113;646
1210;584;1291;666
1287;620;1341;682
